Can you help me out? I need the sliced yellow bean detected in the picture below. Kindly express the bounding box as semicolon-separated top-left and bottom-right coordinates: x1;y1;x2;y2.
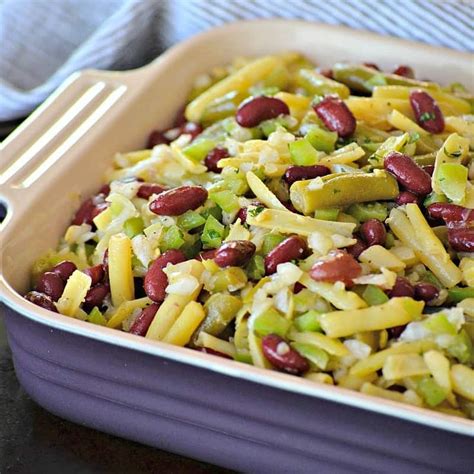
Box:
320;297;423;339
289;330;349;357
56;270;92;317
108;233;135;307
359;245;406;272
246;171;288;211
382;353;430;380
163;301;206;346
451;365;474;402
106;297;152;329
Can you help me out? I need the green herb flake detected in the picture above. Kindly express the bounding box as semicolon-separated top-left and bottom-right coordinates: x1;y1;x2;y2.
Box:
249;206;265;217
419;112;436;123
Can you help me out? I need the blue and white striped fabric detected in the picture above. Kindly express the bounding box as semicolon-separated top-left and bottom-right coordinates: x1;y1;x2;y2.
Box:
0;0;472;121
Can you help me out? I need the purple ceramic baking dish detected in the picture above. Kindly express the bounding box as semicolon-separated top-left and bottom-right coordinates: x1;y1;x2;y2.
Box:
1;20;473;472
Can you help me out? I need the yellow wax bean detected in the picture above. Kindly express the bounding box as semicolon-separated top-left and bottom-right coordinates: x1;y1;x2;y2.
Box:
163;301;206;346
56;270;92;317
108;233;135;307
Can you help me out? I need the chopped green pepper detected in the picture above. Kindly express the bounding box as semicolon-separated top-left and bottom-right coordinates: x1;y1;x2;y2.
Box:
291;342;329;370
178;210;206;231
123;216;144;238
362;285;389;306
447;330;473;364
261;233;286;255
201;215;225;248
447;286;474;303
305;125;338;153
161;225;185;251
209;189;240;214
87;307;107;326
246;255;266;281
437;163;468;204
294;310;322;332
417;376;447;407
346;202;388;222
423;192;448;207
253;308;291;338
289;138;321;166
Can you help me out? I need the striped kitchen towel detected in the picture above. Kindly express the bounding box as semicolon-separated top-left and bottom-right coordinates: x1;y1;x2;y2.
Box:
0;0;472;121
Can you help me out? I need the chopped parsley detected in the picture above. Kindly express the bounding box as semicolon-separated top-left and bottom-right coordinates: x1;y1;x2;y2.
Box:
249;206;265;217
419;112;436;122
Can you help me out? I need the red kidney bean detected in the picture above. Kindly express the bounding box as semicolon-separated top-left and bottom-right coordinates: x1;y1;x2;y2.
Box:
197;347;233;359
389;277;415;298
25;291;58;312
409;90;445;134
384;151;432;196
35;272;64;301
103;249;109;276
262;334;309;375
264;236;308;275
236;96;290;128
364;62;380;70
318;68;333;79
181;122;203;140
293;282;305;294
51;261;77;282
395;190;420;205
282;201;299;213
99;184;111;196
237;207;248;223
147;130;169;148
72;198;95;225
360;219;386;247
310;251;362;286
197;249;217;261
283;165;331;186
313;96;356;138
392;65;414;78
204;146;229;173
388;325;406;339
149;186;208;216
137;183;167;200
83;264;105;286
427;203;474;224
448;227;474;252
214;240;256;268
129;303;160;336
83;284;110;312
143;250;186;302
414;282;439;302
423;165;435;176
173;106;187;128
346;237;368;259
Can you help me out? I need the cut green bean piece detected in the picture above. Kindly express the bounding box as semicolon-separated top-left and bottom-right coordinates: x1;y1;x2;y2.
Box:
346;202;388;222
161;225;185;251
314;208;340;221
296;68;350;98
448;286;474;303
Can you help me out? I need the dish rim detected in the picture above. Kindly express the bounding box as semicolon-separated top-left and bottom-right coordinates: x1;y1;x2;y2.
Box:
1;19;473;437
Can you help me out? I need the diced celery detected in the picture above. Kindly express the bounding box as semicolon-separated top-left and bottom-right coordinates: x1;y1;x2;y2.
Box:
447;330;473;364
200;205;223;222
201;215;226;248
346;202;388;222
417;376;447;407
183;138;216;162
291;342;329;370
261;233;286;255
289;138;320;166
87;307;107;326
437;163;468;203
363;73;387;90
448;286;474;303
423;192;448;207
211;267;248;292
110;201;123;217
253;308;291;338
178;210;206;231
305;126;337;153
362;285;389;306
160;225;185;251
314;208;340;221
294;310;322;332
223;171;250;195
246;255;266;281
424;313;457;335
210;189;240;213
123;216;144;238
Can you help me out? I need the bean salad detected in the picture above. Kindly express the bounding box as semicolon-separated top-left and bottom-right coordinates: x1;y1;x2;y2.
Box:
26;53;474;418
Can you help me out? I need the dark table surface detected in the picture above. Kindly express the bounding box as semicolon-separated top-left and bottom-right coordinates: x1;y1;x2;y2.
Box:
0;308;230;474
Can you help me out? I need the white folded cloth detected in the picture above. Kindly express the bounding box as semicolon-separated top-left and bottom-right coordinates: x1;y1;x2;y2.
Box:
0;0;472;121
